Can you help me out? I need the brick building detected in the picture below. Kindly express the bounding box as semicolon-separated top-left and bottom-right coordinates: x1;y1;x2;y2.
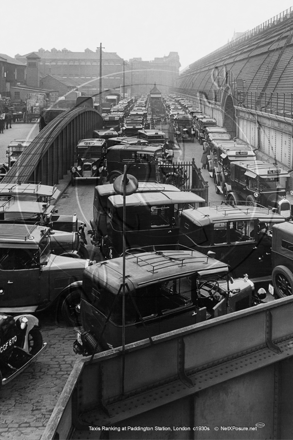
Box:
0;53;26;98
15;48;180;101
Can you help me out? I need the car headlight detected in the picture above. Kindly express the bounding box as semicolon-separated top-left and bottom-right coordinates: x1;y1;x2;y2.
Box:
253;192;259;198
92;165;97;171
19;316;28;330
71;166;76;173
77;166;82;171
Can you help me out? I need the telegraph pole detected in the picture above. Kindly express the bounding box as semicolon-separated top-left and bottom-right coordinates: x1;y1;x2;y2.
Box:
99;43;103;112
123;60;125;99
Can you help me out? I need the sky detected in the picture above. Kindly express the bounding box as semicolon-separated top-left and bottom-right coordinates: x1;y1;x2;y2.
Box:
1;0;293;70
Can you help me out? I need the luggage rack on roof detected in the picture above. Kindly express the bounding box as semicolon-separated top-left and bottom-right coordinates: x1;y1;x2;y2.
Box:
0;182;58;196
208;201;275;215
125;247;214;274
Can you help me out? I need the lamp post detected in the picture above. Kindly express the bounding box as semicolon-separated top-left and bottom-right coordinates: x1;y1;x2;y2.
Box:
99;43;104;112
113;165;138;393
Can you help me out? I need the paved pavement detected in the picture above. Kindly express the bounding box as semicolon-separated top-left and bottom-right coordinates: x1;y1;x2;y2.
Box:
0;122;39;163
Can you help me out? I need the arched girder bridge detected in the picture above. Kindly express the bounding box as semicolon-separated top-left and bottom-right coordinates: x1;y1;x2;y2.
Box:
2;107;103;185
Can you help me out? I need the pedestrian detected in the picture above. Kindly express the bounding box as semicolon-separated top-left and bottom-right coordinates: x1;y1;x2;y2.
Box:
201;143;210;169
4;113;9;129
8;111;12;128
0;115;4;133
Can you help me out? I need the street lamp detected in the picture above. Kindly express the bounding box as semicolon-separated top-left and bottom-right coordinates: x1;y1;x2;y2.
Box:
113;165;138;394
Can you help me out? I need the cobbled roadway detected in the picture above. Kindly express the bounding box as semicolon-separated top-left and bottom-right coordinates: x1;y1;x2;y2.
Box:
0;313;77;440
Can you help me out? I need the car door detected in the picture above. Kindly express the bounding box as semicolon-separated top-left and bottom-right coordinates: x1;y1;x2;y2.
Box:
0;248;41;310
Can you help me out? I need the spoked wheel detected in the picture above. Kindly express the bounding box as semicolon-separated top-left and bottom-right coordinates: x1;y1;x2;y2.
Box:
272;266;293;298
246;195;256;206
28;327;43;356
61;290;82;326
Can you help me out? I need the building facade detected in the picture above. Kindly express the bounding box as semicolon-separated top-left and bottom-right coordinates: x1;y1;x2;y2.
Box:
0;53;26;98
16;49;180;100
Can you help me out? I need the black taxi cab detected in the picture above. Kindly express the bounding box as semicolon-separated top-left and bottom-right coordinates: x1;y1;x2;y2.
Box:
6;139;32;168
105;144;165;183
70;138;107;184
179;203;287;284
89;182;181;245
98;191;205;258
0;224;90;325
74;249;255;352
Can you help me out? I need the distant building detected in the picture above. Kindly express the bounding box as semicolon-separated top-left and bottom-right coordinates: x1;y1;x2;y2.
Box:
0;53;26;98
16;49;180;100
129;52;180;96
16;48;125;102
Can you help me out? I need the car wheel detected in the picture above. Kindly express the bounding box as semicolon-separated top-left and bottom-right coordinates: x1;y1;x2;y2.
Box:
61;290;82;326
272;265;293;298
27;327;43;356
246;195;256;206
109;172;122;183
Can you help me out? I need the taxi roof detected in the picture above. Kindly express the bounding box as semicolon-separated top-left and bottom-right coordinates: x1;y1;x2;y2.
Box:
0;224;49;247
108;137;148;145
232;161;290;177
77;138;106;147
208;133;231;141
205;127;228;133
138;129;165;136
0;183;60;200
181;205;287;227
211;140;248;148
8;139;32;147
95;182;181;197
0;199;54;215
108;191;205;208
85;250;229;294
107;144;163;153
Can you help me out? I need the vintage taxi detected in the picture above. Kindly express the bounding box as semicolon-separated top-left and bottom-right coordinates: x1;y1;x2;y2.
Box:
179;203;287;284
89;182;181;245
74;250;255;352
70;138;107;184
105;144;165;183
0;198;88;258
6;139;32;168
99;191;205;258
0;224;91;326
225;160;291;218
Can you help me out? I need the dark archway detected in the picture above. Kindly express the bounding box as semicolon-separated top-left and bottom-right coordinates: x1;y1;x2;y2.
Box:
223;94;236;139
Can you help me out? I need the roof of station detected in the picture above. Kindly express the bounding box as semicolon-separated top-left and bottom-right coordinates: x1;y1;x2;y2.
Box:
176;7;293;116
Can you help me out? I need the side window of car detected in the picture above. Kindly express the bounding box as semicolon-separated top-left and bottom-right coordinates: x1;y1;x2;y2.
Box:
231;221;254;242
0;248;37;270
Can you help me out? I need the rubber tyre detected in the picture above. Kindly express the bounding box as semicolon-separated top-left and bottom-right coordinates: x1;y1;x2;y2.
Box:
109;172;122;183
272;265;293;298
246;195;256;206
28;327;43;356
61;290;82;327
